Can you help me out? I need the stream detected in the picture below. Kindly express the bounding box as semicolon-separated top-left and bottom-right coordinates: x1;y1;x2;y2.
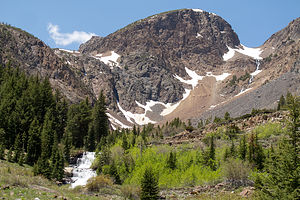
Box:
70;152;96;188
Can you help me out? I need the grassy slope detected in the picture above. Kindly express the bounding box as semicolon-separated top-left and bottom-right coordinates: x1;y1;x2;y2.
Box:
0;160;122;200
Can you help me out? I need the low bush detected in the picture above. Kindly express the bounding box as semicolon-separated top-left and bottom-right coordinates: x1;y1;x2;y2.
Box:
222;158;252;187
86;175;113;192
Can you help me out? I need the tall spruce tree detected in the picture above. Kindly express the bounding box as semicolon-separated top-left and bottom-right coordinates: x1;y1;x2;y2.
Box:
41;108;56;159
239;135;247;161
141;167;159;200
90;91;109;147
26;118;41;165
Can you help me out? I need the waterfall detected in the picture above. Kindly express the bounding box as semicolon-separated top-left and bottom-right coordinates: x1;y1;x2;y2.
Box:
71;152;96;188
249;59;261;84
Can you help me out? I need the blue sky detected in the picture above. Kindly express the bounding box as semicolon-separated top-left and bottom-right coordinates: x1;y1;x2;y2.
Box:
1;0;299;50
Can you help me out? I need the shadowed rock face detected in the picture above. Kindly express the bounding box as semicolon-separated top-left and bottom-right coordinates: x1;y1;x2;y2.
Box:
0;13;299;127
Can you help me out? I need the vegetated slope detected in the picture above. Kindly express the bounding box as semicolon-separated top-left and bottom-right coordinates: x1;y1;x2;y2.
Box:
0;23;93;103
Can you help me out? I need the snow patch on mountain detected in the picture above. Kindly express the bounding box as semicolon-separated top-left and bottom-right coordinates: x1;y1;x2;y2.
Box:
192;9;204;13
223;45;262;61
107;113;132;129
236;45;262;60
117;102;157;125
223;46;236;61
93;51;120;67
206;72;231;81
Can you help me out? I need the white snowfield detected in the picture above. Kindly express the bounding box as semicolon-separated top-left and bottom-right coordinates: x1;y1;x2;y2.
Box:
93;51;120;68
59;48;79;54
117;102;157;125
175;67;230;88
223;45;262;61
192;9;204;13
107;113;132;129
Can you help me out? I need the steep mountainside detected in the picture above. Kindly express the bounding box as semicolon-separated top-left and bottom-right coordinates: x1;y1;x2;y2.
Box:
0;11;299;128
0;24;93;103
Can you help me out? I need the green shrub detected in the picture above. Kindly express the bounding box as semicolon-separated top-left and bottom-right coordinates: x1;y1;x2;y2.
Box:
86;175;113;192
121;185;140;200
253;123;286;139
222;158;251;186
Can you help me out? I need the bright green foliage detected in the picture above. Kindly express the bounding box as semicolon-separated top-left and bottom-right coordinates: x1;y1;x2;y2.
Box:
254;122;286;139
140;167;159;200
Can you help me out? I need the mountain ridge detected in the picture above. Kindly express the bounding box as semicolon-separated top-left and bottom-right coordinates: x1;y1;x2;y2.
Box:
0;11;299;128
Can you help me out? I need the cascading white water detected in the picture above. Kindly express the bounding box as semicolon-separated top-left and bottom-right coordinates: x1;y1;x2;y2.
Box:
249;59;261;84
237;59;262;96
71;152;96;188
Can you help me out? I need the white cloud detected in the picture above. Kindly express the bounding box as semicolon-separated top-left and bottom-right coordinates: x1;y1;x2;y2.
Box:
47;23;96;46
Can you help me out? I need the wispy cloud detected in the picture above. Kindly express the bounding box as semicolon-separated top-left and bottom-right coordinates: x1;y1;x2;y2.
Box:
47;23;96;46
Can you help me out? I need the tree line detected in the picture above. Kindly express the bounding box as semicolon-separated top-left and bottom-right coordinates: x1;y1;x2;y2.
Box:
0;65;109;181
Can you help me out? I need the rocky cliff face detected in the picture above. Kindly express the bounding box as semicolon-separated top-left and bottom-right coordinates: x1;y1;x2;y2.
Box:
0;24;93;103
1;12;299;128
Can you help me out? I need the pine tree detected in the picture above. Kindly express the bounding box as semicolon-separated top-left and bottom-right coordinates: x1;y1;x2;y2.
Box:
248;133;265;170
141;167;159;200
51;148;64;181
277;95;286;110
7;147;13;162
13;133;23;162
166;151;177;170
65;98;91;148
26;118;41;165
122;134;129;150
63;132;71;163
202;136;217;170
0;128;5;159
239;135;247;161
0;144;4;160
86;124;96;151
109;161;121;184
41;109;56;159
256;96;299;199
18;148;25;166
224;112;231;121
91;91;109;144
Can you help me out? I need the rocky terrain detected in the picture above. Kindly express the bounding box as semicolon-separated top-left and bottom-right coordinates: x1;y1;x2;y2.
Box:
0;11;299;128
